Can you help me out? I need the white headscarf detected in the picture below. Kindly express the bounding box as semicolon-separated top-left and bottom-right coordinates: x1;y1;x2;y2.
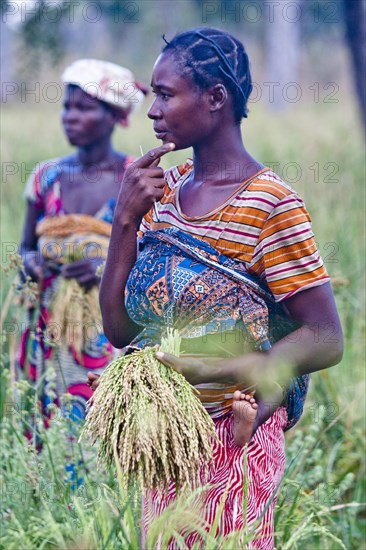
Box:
62;59;147;125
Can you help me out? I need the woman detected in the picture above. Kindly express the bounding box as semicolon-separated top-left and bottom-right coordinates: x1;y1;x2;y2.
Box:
98;29;343;548
19;59;146;423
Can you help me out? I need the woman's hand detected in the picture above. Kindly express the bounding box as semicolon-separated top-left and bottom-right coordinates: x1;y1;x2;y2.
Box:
155;351;269;389
23;250;44;282
155;352;222;385
87;372;100;391
62;258;101;291
115;143;175;224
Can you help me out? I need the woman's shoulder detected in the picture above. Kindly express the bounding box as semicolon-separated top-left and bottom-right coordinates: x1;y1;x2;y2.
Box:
164;159;193;190
30;154;76;183
246;168;301;202
24;156;65;204
241;168;308;217
32;155;64;173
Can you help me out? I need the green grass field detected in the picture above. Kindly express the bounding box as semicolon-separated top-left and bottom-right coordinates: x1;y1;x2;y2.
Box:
1;96;365;548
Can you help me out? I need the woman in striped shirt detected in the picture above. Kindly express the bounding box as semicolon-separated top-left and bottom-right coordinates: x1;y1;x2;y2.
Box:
98;28;343;549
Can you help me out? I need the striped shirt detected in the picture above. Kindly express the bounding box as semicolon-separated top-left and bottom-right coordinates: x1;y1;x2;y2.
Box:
139;160;329;302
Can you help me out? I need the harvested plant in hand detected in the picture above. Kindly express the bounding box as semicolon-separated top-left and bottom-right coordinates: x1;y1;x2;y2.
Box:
82;330;217;490
48;244;103;359
50;279;102;358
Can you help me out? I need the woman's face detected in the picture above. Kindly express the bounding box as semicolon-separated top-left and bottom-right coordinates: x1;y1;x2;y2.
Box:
61;85;115;147
148;53;213;151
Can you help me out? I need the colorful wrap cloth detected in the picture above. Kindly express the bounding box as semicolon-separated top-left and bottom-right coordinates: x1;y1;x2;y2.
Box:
126;227;309;429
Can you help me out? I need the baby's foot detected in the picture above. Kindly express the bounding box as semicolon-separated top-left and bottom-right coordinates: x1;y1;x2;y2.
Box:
232;391;258;447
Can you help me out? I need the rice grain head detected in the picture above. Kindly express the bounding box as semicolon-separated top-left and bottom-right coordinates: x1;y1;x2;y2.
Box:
82;329;217;490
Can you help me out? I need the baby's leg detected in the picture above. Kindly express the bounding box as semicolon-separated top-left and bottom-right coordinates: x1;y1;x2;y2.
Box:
232;391;258;447
252;387;285;433
232;387;285;446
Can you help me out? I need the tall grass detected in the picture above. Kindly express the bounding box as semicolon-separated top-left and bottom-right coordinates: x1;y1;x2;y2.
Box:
1;96;365;547
1;368;363;549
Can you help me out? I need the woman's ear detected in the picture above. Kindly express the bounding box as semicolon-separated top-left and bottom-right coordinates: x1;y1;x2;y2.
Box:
118;110;130;127
208;83;228;113
109;106;130;127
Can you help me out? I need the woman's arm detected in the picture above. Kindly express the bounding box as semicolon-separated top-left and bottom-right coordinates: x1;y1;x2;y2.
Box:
264;282;343;376
156;282;343;396
20;201;44;281
99;143;175;348
99;210;142;348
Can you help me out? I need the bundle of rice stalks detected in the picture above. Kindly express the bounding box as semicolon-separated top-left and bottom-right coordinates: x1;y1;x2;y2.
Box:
82;329;217;491
50;279;103;359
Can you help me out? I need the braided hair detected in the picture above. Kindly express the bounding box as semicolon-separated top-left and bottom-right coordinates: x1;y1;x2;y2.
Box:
162;28;252;125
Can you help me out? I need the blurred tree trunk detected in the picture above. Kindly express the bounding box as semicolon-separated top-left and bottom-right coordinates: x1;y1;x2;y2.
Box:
343;0;366;133
265;0;302;111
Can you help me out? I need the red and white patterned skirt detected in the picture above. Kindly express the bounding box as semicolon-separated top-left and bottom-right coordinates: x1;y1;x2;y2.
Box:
142;407;287;549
